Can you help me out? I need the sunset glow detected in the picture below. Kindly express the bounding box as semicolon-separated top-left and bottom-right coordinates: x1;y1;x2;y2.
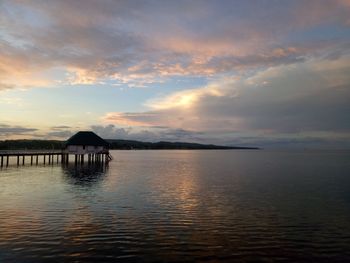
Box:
1;0;350;148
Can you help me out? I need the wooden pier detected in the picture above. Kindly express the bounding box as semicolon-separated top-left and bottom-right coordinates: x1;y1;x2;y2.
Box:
0;150;111;168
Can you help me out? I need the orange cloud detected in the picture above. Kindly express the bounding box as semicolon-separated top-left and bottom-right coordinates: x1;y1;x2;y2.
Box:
102;112;154;126
0;48;56;90
146;85;224;110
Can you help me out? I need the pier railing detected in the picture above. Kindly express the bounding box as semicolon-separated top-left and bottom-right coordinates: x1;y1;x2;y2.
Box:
0;149;110;168
0;150;62;156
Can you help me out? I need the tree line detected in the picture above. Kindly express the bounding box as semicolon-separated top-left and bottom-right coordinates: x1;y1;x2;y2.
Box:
0;139;258;150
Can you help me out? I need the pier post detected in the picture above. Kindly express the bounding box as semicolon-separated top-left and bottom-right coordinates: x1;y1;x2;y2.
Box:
57;154;59;163
48;154;51;164
66;154;69;164
75;155;78;165
31;155;33;165
81;154;84;164
17;156;19;166
6;156;9;167
36;155;38;165
22;155;25;165
44;155;46;164
1;156;3;168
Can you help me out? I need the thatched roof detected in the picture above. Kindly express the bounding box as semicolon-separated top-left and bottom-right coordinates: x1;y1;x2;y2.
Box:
66;131;109;147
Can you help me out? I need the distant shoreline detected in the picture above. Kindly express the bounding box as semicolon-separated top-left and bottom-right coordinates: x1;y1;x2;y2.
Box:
0;139;259;150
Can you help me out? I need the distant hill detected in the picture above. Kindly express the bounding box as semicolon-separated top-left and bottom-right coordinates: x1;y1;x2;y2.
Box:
106;139;259;150
0;139;259;150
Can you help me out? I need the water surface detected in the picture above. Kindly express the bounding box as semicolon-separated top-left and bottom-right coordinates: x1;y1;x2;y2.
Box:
1;150;350;262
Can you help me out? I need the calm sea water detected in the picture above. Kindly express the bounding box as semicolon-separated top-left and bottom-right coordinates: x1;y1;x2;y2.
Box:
1;150;350;262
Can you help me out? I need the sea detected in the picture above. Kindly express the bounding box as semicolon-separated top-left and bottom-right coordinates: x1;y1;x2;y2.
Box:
0;149;350;262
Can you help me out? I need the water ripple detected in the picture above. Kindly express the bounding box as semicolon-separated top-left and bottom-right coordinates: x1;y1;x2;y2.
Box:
1;150;350;262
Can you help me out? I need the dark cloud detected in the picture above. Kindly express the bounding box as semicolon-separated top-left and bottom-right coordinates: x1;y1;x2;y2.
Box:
0;124;38;136
194;61;350;134
0;83;14;91
91;124;131;139
46;130;73;138
225;136;350;149
90;124;203;142
102;56;350;148
51;126;72;130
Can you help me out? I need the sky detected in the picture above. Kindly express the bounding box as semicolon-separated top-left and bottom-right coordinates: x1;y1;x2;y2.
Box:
1;0;350;148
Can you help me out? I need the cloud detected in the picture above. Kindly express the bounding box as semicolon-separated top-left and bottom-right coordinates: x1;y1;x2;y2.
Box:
102;112;157;127
1;0;350;89
51;125;72;130
224;134;350;149
146;85;224;110
0;83;14;91
1;1;350;148
46;130;73;138
102;55;350;147
0;124;73;140
91;125;350;149
0;124;38;137
90;124;203;142
91;124;131;139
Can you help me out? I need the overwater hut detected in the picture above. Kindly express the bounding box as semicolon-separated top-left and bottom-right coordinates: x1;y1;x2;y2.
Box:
64;131;111;164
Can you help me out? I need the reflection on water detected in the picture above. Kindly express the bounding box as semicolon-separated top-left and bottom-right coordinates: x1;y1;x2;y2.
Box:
62;163;108;187
0;150;350;262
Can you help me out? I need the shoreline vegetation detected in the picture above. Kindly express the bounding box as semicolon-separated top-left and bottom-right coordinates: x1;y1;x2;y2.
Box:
0;139;259;150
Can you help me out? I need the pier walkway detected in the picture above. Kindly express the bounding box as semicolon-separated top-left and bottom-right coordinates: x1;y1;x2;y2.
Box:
0;150;111;168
